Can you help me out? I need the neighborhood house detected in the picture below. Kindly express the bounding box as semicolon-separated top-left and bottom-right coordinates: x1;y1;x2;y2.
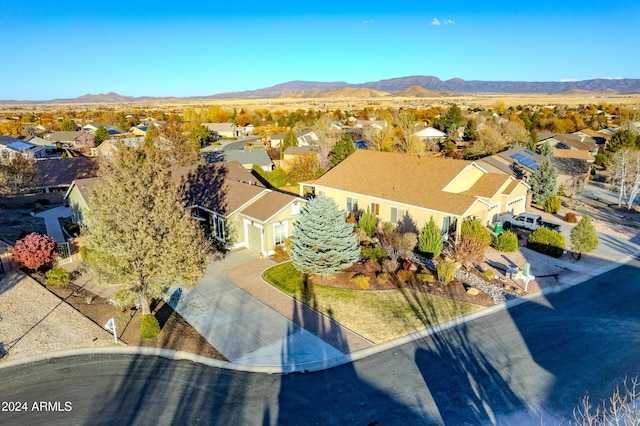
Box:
65;161;305;256
300;150;529;236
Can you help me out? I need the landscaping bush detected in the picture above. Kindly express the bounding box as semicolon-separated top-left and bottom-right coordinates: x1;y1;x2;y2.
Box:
482;269;495;279
564;212;578;223
64;222;80;236
358;209;377;237
527;227;565;258
396;269;412;283
543;195;562;214
11;232;58;271
418;217;443;259
450;235;488;270
416;270;435;283
360;245;387;261
350;274;370;289
45;267;72;287
273;245;287;262
461;219;491;246
382;259;399;273
492;231;519;252
140;314;161;340
376;272;390;284
436;260;458;284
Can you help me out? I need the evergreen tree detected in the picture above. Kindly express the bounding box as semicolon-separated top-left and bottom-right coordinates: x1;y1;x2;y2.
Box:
60;120;77;131
529;158;558;205
358;208;377;237
280;129;297;159
607;129;638;153
570;215;599;259
94;125;110;146
442;104;462;135
463;119;478;141
291;196;359;276
83;145;211;318
330;134;355;167
538;141;554;156
418;217;443;259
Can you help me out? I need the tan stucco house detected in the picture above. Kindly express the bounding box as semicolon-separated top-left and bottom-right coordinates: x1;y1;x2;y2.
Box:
300;150;529;237
65;161;306;256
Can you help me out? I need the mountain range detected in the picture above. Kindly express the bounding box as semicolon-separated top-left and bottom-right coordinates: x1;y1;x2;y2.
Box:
2;75;639;104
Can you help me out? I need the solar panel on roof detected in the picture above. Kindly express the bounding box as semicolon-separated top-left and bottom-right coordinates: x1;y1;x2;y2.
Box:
524;149;536;155
511;153;540;170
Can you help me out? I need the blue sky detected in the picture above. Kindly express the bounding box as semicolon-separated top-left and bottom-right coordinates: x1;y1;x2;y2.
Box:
1;1;639;100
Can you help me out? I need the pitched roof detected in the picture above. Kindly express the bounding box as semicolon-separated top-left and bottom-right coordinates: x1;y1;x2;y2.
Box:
240;190;302;222
34;157;101;188
553;148;595;161
552;134;597;151
46;131;81;142
220;149;273;167
170;162;267;216
461;173;512;199
313;150;484;216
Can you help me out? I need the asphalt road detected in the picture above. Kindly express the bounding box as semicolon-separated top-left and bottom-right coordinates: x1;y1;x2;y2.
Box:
2;259;640;425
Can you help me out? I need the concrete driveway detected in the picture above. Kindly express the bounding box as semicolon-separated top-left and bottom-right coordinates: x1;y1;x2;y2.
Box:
167;249;369;370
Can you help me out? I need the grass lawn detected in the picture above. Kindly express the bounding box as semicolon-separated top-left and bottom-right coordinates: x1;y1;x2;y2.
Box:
263;262;484;344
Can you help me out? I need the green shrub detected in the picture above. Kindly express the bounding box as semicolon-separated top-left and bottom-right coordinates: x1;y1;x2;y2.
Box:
45;267;72;287
527;227;565;258
564;212;578;223
492;231;519;252
416;271;435;283
461;219;491;246
544;195;562;214
110;290;138;309
350;274;370;289
360;245;387;261
436;260;458;284
482;269;495;279
358;209;377;237
396;269;412;283
418;217;443;259
376;272;390;284
64;222;80;236
140;314;161;340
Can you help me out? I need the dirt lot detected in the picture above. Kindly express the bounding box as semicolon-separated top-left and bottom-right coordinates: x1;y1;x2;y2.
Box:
32;273;227;361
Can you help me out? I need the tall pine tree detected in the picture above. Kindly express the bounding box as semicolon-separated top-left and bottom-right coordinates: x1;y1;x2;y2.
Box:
529;158;558;205
291;196;359;276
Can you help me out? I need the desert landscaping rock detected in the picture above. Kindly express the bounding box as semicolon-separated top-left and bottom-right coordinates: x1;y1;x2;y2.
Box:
0;271;115;362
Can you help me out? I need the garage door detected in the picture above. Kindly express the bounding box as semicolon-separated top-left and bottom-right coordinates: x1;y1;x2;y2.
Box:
247;223;263;254
506;196;526;215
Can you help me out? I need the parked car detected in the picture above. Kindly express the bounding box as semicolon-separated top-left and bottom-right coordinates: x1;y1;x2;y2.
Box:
503;213;561;232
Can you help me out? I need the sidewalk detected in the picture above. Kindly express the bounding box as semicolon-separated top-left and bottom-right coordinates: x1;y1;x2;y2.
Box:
34;206;71;243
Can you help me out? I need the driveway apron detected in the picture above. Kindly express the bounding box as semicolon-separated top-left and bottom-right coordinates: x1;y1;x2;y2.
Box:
168;250;348;368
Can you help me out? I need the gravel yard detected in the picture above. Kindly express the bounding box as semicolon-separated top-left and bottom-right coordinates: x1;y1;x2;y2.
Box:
0;271;114;362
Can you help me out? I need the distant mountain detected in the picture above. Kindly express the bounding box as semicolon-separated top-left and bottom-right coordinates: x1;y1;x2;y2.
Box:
1;76;639;104
205;76;640;99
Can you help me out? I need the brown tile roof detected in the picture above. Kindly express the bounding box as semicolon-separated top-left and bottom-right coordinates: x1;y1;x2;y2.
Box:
502;180;520;195
240;190;301;222
553;134;597;151
313;150;483;216
461;173;511;199
67;177;102;202
577;128;612;140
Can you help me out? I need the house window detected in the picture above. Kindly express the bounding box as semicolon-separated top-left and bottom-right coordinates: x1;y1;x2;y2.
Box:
291;201;301;215
390;207;405;225
346;197;358;213
212;215;225;241
274;221;287;246
370;203;380;215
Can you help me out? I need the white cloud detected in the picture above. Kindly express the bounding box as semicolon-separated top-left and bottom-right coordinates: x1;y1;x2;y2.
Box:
560;78;578;82
430;18;441;26
362;20;374;24
444;19;455;25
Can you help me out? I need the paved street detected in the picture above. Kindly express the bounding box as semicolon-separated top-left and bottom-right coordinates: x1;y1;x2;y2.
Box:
2;257;639;425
